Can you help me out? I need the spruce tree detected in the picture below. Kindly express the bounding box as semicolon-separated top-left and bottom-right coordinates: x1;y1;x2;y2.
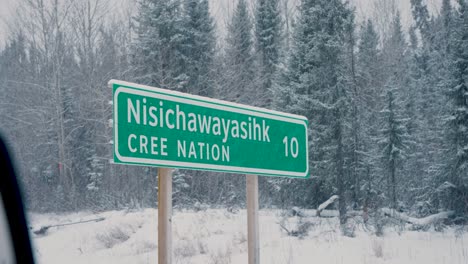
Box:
273;0;354;232
223;0;255;104
255;0;282;106
181;0;216;96
410;0;459;215
405;25;432;215
441;0;454;47
379;12;410;210
379;82;408;209
445;0;468;214
133;0;186;90
410;0;431;39
357;19;383;216
357;20;381;97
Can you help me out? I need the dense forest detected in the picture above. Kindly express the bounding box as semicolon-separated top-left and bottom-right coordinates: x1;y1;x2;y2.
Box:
0;0;467;231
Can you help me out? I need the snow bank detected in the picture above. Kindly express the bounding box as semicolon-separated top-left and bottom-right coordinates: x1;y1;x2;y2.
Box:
29;209;468;264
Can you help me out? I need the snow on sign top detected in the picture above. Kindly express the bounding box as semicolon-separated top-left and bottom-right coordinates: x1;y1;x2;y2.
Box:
109;80;309;178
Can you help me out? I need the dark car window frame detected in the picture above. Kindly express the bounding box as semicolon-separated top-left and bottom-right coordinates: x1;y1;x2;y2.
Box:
0;136;35;263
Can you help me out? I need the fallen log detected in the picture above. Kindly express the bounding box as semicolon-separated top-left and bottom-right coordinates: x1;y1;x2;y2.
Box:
32;217;105;235
381;208;454;227
317;195;339;217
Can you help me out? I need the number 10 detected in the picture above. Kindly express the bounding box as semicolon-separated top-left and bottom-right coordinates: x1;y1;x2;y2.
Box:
283;136;299;158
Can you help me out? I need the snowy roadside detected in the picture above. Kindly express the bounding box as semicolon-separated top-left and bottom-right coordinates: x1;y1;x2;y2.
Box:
28;209;468;264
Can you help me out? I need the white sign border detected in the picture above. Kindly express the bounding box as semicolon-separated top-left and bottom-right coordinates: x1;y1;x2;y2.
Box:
110;80;310;178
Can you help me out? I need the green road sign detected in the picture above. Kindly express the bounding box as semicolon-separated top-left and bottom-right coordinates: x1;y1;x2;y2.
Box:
110;80;309;178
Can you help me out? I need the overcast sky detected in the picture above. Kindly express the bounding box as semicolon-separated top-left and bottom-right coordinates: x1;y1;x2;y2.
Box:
0;0;14;46
0;0;444;48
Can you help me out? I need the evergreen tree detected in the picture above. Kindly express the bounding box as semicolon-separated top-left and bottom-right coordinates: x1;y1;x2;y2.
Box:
404;25;432;215
410;0;431;39
223;0;255;104
255;0;282;106
383;12;406;72
273;0;354;232
441;0;454;48
174;0;218;202
181;0;216;96
356;19;383;216
445;0;468;214
410;0;458;215
344;8;362;210
379;81;408;209
133;0;187;90
172;169;191;207
357;20;381;98
252;0;284;205
379;12;410;210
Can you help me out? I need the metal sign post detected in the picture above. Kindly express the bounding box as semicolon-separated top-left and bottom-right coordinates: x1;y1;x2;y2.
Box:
246;174;259;264
158;168;173;264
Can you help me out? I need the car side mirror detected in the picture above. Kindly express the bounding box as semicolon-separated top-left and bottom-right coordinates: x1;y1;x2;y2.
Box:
0;136;35;263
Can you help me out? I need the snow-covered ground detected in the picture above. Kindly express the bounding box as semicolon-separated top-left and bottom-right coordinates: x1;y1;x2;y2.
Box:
29;209;468;264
